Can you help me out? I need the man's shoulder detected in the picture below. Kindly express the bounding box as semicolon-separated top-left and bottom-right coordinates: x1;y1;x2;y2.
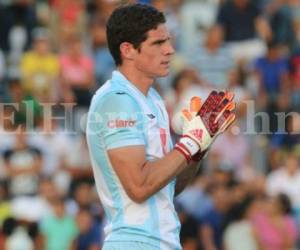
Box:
90;82;141;113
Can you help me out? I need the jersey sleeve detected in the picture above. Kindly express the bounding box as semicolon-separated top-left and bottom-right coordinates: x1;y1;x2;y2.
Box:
95;92;146;150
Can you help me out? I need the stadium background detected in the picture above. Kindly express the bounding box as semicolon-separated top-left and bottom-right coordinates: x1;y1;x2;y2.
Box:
1;0;300;249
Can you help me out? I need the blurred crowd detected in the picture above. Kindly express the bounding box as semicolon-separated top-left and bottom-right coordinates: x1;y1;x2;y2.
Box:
1;0;300;249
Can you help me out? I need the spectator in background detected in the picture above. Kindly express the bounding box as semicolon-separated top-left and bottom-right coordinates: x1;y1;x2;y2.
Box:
265;0;295;48
176;175;213;221
180;0;219;53
56;133;93;195
66;182;95;216
269;113;300;169
29;117;72;177
200;185;231;250
10;178;57;223
176;203;199;250
217;0;272;63
210;127;254;181
20;28;59;102
71;208;101;250
252;194;298;250
3;218;34;250
187;25;235;90
6;77;42;127
87;0;120;21
59;34;95;107
49;0;86;51
40;197;78;250
2;126;43;197
20;27;60;102
266;153;300;210
289;44;300;110
0;0;37;69
254;41;290;134
223;196;259;250
89;16;115;86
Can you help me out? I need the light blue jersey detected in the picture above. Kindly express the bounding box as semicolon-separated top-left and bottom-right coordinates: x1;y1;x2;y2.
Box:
86;71;181;250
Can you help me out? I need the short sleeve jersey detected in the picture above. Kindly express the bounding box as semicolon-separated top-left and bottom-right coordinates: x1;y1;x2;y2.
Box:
86;71;181;250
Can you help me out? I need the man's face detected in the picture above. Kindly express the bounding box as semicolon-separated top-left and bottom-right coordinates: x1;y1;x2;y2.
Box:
133;24;175;78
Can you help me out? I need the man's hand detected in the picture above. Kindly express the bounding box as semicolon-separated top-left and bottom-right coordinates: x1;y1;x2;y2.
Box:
174;91;236;163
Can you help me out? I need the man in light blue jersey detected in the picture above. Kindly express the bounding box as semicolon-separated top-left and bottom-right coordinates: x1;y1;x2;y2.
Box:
86;4;235;250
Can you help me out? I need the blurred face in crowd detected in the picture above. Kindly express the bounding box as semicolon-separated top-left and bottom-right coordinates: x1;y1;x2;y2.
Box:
34;39;49;55
285;154;299;175
9;81;23;102
69;37;82;58
267;45;280;61
233;0;249;9
91;22;107;47
76;210;93;233
152;0;167;11
212;186;230;213
205;26;224;49
52;199;65;218
39;179;58;202
264;196;285;216
74;183;92;207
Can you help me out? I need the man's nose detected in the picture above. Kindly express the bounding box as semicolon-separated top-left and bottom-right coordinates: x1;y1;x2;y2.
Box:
163;42;175;55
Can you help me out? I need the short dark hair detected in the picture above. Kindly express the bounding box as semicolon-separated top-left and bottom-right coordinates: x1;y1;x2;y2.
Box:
106;4;166;66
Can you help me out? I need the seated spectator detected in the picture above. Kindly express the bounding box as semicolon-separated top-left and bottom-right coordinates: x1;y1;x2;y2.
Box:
176;203;199;250
186;25;235;89
49;0;86;51
266;153;300;209
70;208;101;250
20;27;60;102
269;114;300;168
3;218;34;250
54;133;93;195
2;126;43;197
10;178;58;223
0;0;37;70
252;194;298;250
217;0;271;63
179;0;219;52
200;185;231;250
210;127;254;181
66;182;95;216
223;196;259;250
40;197;78;250
254;41;290;134
29;117;73;177
89;16;115;86
288;45;300;110
59;34;95;107
6;78;43;127
176;176;213;221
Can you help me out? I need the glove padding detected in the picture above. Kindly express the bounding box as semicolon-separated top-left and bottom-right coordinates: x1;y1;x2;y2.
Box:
174;91;235;162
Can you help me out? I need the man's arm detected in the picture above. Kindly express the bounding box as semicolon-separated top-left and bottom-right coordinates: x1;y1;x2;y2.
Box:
108;145;188;203
174;161;201;196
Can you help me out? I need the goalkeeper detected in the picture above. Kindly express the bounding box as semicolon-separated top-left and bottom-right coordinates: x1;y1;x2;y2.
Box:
86;3;235;250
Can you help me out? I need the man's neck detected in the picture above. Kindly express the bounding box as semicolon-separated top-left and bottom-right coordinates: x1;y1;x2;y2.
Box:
118;65;154;96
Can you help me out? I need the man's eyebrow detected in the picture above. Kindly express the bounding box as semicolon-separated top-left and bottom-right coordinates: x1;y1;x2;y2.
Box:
150;37;171;45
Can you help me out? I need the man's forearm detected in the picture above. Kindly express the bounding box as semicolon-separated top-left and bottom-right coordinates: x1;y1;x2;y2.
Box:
138;149;189;201
175;161;201;196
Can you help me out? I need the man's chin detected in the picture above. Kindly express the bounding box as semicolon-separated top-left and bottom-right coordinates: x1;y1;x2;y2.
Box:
158;69;170;77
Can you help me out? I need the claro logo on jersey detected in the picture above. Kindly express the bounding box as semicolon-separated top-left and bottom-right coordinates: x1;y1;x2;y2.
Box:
107;119;137;128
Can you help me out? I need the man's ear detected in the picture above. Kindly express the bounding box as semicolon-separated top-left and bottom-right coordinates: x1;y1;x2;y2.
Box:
120;42;137;61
